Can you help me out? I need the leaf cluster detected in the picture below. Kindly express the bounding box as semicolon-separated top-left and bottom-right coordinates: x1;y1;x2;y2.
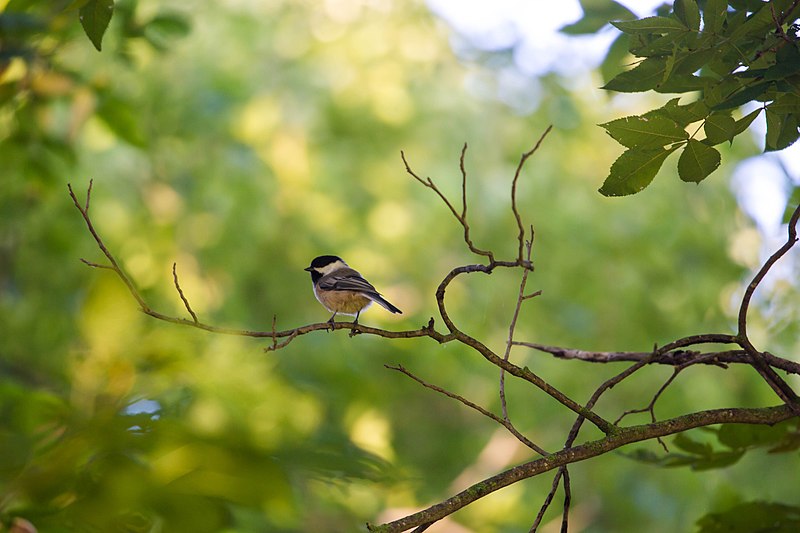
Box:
624;417;800;470
568;0;800;196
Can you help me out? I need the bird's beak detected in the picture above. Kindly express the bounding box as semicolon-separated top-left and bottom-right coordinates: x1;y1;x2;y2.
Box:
303;266;313;272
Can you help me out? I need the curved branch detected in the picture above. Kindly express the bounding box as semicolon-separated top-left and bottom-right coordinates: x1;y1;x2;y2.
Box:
738;202;800;339
511;125;552;261
514;342;800;375
737;202;800;410
367;404;796;533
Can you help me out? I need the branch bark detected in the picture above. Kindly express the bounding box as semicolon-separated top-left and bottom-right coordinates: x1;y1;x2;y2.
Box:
367;404;795;533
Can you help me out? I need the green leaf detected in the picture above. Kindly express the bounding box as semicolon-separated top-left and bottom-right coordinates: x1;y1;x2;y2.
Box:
765;109;800;151
673;0;700;32
560;0;636;34
733;108;762;136
673;432;712;455
648;98;709;126
612;16;688;34
143;12;192;50
689;450;744;470
600;115;687;148
717;421;797;450
657;73;713;94
672;47;716;76
776;113;800;150
603;57;668;93
79;0;114;51
703;113;736;145
783;187;800;224
729;1;785;42
600;34;632;84
62;0;93;10
768;94;800;115
711;81;771;110
96;93;147;147
766;108;784;149
703;0;728;33
678;139;720;182
697;501;800;533
599;146;675;196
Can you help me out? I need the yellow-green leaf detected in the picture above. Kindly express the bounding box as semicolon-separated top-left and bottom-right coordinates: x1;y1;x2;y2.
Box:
678;139;720;182
703;113;736;145
601;115;687;148
674;0;700;32
603;57;668;93
611;16;688;34
79;0;114;51
599;146;675;196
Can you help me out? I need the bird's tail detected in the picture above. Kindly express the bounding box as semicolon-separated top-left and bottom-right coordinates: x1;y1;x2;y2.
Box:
367;293;402;314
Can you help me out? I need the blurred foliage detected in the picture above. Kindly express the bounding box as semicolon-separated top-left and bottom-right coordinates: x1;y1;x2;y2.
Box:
697;501;800;533
623;418;800;470
1;0;799;532
567;0;800;196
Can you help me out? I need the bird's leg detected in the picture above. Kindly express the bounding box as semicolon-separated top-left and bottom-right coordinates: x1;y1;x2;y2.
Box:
347;310;362;337
327;312;337;331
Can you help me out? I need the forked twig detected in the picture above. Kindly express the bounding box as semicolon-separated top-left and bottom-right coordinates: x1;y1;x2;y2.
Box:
401;146;493;260
512;125;552;262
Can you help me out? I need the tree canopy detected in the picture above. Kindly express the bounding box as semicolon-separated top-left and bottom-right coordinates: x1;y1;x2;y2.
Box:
1;1;799;532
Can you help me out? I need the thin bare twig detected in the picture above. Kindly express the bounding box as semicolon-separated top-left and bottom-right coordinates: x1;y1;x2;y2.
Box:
530;467;565;532
69;182;149;311
387;364;548;455
511;126;552;261
401;148;493;260
172;262;198;324
560;467;571;533
501;229;536;421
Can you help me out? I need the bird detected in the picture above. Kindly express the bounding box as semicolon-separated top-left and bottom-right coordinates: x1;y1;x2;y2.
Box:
304;255;402;324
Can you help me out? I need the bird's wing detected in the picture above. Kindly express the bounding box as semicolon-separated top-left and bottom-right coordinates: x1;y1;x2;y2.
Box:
319;271;379;294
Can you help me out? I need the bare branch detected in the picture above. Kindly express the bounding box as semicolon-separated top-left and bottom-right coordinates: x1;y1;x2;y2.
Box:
530;467;565;532
367;404;796;533
84;178;93;212
172;263;198;324
737;202;800;411
69;182;149;311
80;258;115;271
401;149;493;260
513;342;800;374
458;142;468;219
738;202;800;338
512;126;552;261
387;364;548;455
501;229;536;421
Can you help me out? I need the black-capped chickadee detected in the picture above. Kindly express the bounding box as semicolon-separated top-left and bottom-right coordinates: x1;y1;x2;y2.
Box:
304;255;402;324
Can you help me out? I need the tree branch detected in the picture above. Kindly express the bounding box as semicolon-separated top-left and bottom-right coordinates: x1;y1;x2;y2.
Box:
511;125;551;262
514;342;800;375
367;404;796;533
736;202;800;411
386;364;548;455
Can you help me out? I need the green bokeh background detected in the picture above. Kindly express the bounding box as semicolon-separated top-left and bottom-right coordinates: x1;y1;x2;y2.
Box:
1;1;798;531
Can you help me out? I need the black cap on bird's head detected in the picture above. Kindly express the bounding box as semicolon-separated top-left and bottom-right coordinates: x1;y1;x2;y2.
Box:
304;255;347;282
305;255;343;271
